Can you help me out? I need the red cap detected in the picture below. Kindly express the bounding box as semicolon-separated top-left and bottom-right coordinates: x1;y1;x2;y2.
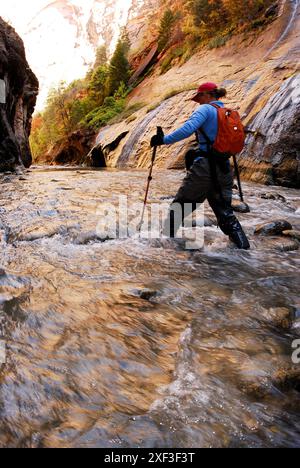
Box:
191;82;218;101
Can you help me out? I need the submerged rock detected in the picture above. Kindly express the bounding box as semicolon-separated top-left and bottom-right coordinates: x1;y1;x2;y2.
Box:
255;237;299;252
136;289;158;301
261;307;294;329
273;368;300;393
241;365;300;398
12;227;61;242
8;221;65;243
192;216;217;228
261;193;286;202
278;240;299;252
282;230;300;241
255;220;293;236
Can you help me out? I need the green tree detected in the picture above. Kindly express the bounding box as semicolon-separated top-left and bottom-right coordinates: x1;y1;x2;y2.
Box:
89;65;109;106
158;9;177;52
93;45;108;68
69;96;96;130
107;38;130;96
46;82;72;135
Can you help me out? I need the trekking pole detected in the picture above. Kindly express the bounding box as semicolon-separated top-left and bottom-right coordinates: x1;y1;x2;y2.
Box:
138;127;163;236
233;155;244;202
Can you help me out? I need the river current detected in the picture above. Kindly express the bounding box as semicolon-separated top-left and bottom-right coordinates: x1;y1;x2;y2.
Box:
0;167;299;448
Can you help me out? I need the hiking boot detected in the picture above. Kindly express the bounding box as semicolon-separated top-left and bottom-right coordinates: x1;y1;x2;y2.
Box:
229;228;250;250
218;213;250;250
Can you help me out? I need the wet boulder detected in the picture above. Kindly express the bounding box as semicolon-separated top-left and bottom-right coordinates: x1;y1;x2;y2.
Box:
71;230;116;245
137;289;158;301
255;220;293;236
232;200;251;213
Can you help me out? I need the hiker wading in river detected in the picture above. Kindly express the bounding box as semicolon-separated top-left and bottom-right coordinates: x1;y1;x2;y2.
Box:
151;82;250;250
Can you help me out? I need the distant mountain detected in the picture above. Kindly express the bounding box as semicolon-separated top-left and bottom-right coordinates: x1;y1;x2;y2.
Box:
6;0;159;110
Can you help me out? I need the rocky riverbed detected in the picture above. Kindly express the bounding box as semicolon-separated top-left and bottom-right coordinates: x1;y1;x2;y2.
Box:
0;167;299;448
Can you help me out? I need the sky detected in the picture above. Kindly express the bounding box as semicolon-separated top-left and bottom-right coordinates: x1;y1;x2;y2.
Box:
0;0;49;32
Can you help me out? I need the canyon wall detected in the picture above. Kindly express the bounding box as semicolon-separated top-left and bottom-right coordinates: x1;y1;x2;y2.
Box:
0;17;38;172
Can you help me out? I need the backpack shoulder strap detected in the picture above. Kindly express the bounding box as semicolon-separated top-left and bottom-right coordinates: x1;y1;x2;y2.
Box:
209;103;223;110
198;127;213;146
195;103;221;147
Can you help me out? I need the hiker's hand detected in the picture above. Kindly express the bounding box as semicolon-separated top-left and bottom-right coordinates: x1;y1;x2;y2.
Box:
151;130;165;148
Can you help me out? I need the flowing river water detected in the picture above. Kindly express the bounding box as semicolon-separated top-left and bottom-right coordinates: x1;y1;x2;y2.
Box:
0;166;299;448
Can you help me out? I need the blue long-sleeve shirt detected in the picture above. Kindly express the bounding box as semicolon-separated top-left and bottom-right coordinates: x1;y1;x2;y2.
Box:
164;101;224;152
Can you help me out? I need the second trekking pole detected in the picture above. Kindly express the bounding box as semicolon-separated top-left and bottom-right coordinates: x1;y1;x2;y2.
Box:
138;127;163;236
233;155;244;203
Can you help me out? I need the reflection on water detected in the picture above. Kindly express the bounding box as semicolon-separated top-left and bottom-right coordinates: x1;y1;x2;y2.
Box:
0;167;299;448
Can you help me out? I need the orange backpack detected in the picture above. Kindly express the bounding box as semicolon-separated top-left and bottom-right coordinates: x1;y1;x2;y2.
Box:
200;104;246;156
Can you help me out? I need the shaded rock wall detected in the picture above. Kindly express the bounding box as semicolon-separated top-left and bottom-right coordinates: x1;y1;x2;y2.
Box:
44;130;96;166
0;17;38;172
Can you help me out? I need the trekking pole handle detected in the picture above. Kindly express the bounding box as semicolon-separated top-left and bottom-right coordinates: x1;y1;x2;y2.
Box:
157;126;164;138
150;127;163;163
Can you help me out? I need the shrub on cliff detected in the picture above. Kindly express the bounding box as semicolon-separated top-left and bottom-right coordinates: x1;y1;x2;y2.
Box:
82;83;128;130
223;0;266;24
184;0;274;38
189;0;226;33
158;0;275;73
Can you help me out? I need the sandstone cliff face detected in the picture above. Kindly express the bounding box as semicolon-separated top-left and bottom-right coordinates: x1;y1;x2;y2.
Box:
6;0;159;110
239;74;300;188
0;17;38;172
127;0;160;56
92;0;300;188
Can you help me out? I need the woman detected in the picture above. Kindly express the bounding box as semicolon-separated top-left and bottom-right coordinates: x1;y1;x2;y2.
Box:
151;82;250;250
